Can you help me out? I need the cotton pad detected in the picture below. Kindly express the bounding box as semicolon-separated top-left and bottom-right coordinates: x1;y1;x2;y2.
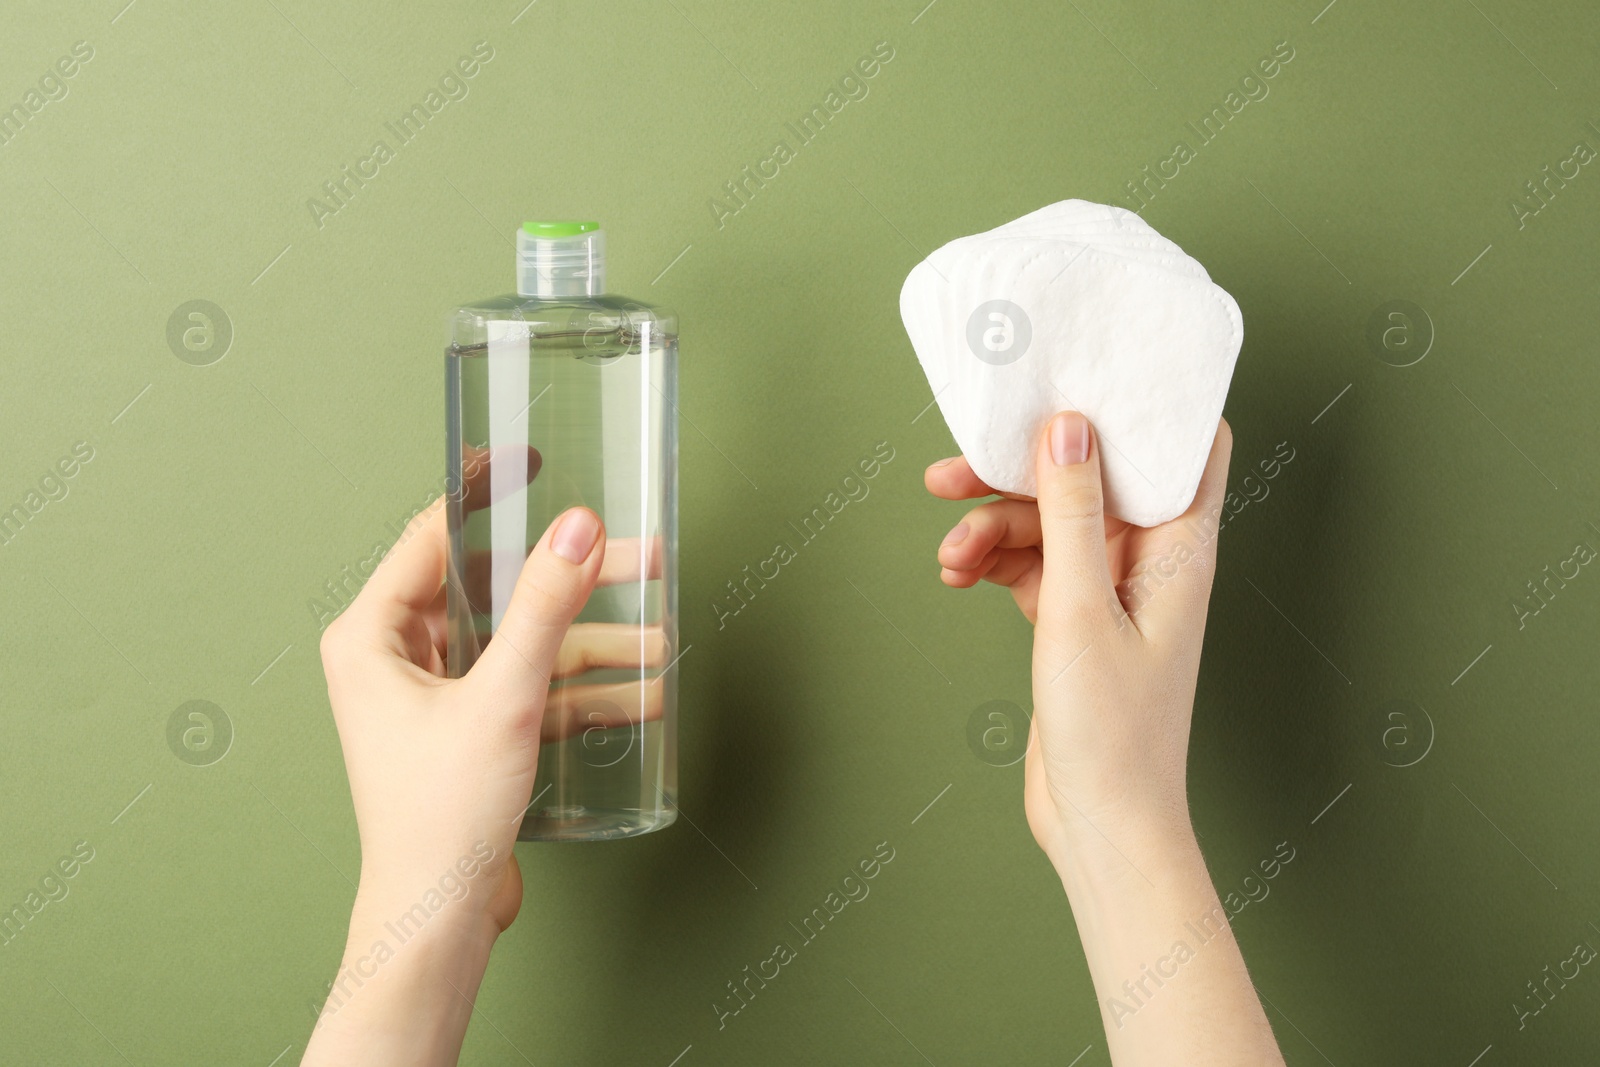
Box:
900;202;1242;527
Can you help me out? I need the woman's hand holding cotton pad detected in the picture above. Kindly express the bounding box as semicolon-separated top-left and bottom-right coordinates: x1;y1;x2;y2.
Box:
900;199;1243;527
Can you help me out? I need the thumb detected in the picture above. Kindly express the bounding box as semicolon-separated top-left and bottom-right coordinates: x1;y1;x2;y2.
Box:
1033;412;1125;654
1133;418;1233;642
467;507;605;716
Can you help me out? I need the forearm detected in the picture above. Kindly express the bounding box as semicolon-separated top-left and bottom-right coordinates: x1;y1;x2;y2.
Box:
1047;813;1284;1067
302;892;499;1067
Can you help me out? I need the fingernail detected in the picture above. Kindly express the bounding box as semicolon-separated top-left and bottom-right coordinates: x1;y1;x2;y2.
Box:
941;522;970;547
1050;412;1090;466
930;456;958;469
551;509;601;563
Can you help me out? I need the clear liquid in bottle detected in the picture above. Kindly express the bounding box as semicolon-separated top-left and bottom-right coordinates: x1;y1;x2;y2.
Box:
444;223;678;841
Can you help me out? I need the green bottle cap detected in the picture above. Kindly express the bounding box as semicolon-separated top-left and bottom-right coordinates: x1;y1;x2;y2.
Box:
521;220;600;238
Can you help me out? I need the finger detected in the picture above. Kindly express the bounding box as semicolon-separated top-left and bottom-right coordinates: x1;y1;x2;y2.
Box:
463;535;663;608
937;500;1044;571
356;500;448;618
467;507;606;719
939;545;1034;588
542;678;665;742
924;455;998;500
984;545;1043;595
940;551;1002;588
552;623;667;680
459;444;543;514
1032;412;1126;659
596;536;664;587
942;546;1044;622
420;582;450;674
1004;555;1044;625
1174;417;1233;540
925;455;1041;501
321;502;450;691
1130;419;1234;642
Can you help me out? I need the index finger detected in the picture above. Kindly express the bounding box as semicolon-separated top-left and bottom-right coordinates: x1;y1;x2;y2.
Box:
335;501;450;670
924;455;1034;502
358;501;448;616
460;443;543;513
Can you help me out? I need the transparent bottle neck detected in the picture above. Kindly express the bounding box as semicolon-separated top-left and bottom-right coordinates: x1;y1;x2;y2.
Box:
517;265;605;298
516;233;605;298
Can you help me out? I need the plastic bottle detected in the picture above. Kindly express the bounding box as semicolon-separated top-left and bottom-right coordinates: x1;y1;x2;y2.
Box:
445;221;678;841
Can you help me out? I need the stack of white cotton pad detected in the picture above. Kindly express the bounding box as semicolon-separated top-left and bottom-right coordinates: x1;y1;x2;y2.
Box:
900;199;1243;527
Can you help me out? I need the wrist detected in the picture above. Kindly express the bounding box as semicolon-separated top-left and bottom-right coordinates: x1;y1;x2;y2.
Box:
307;897;498;1066
348;842;511;949
1039;792;1201;895
345;878;501;970
1044;809;1220;968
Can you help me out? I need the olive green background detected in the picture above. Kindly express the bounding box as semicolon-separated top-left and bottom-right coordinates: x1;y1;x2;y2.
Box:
3;0;1598;1062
